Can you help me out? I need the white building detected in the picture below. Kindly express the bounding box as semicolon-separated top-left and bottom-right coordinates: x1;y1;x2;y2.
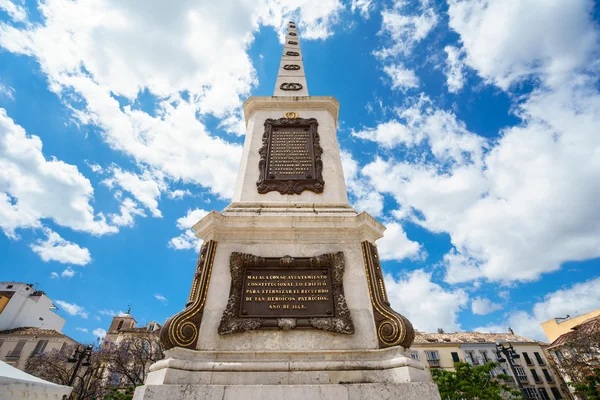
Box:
0;282;65;332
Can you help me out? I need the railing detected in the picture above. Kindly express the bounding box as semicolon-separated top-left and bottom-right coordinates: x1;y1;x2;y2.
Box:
428;360;440;367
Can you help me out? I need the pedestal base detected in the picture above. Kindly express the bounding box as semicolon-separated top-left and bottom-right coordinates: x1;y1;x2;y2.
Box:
134;382;441;400
133;347;441;400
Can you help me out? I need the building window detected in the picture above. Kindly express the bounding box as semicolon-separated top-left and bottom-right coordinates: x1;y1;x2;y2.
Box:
425;351;440;367
542;369;553;383
465;350;479;365
148;324;154;332
7;340;26;358
33;340;48;355
523;387;539;399
451;352;460;363
550;387;562;399
6;285;13;289
523;352;533;365
538;388;550;400
109;372;121;386
117;320;123;330
480;351;489;362
530;369;542;383
534;352;545;365
409;352;419;361
554;351;564;362
514;366;528;383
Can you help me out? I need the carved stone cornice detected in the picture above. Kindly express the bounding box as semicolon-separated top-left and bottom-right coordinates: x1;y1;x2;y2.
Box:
218;252;354;335
361;241;415;348
160;241;217;350
242;96;340;128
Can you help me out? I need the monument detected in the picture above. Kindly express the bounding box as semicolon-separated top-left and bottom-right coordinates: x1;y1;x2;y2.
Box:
134;21;441;400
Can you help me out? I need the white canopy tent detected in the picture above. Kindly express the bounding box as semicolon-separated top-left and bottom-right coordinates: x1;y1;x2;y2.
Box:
0;360;73;399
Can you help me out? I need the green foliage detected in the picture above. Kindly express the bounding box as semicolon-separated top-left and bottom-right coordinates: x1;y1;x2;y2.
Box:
102;386;135;400
569;368;600;400
431;362;523;400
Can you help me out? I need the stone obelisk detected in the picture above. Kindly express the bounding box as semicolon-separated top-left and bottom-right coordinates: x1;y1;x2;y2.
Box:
134;21;440;400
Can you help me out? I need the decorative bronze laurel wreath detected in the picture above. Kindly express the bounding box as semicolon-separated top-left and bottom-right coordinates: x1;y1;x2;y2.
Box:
290;24;296;28
280;83;303;91
288;41;298;45
289;32;297;36
283;64;301;70
286;51;299;56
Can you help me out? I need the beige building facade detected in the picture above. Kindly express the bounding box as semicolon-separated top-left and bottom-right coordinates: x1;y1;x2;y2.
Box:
0;327;78;370
541;308;600;343
411;331;569;400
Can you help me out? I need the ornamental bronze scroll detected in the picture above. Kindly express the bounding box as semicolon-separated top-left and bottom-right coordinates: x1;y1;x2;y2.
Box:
288;41;298;45
160;241;217;350
256;117;324;195
361;241;415;348
283;64;300;70
289;32;297;36
218;252;353;335
286;51;299;56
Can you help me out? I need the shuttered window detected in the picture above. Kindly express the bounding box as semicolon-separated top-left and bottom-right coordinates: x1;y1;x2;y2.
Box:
33;340;48;355
542;369;553;382
534;352;545;365
531;369;541;383
451;352;460;362
7;340;26;358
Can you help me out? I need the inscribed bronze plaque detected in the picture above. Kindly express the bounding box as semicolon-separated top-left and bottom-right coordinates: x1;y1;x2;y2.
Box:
241;268;334;318
218;253;354;335
257;117;324;195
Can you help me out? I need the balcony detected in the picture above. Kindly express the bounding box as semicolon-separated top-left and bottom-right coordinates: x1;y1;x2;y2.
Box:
428;360;440;367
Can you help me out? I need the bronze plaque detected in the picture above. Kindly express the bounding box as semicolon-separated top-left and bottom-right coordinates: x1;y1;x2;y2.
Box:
240;268;334;318
257;118;324;195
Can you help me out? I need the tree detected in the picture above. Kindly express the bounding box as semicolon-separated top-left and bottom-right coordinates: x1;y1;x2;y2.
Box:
569;368;600;400
552;317;600;386
98;335;164;387
431;362;523;400
25;343;105;400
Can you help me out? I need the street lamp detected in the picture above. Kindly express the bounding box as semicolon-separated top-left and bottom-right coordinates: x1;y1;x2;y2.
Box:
495;342;525;396
67;345;93;386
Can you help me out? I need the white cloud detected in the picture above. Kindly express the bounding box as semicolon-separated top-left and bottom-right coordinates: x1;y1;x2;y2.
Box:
444;45;465;93
376;222;424;261
50;272;59;279
351;0;373;19
0;82;14;100
471;297;503;315
102;167;165;217
475;276;600;341
99;309;127;317
168;189;191;199
168;208;208;252
92;328;106;339
154;293;167;303
55;300;89;319
383;64;419;91
61;267;76;278
108;198;146;227
448;0;599;89
358;81;600;284
0;109;117;238
30;228;92;265
76;327;88;333
385;270;469;332
340;150;383;216
375;3;438;58
0;0;26;22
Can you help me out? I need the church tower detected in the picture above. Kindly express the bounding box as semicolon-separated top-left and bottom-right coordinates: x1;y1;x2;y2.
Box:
135;22;440;400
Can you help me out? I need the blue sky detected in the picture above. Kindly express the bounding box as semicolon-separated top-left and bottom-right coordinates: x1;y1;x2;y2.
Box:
1;0;599;344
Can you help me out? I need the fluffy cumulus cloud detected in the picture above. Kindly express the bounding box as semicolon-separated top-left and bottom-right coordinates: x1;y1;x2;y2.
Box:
350;0;373;18
102;167;165;218
29;228;92;265
376;222;424;261
383;64;419;91
0;0;26;22
76;327;88;333
0;109;116;238
99;309;127;317
385;270;469;332
376;0;438;58
447;0;599;89
55;300;89;319
475;277;600;340
444;45;465;93
168;208;209;252
341;150;383;216
93;328;106;339
471;297;503;316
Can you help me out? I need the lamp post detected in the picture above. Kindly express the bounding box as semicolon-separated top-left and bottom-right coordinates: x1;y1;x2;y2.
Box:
67;344;93;387
495;342;525;396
